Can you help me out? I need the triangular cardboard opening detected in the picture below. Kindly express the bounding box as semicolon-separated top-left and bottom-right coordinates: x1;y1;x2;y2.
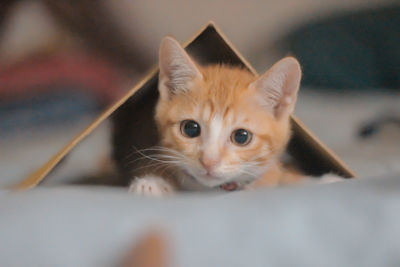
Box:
15;22;354;190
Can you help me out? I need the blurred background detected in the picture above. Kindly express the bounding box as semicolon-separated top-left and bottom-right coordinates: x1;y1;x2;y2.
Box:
0;0;399;187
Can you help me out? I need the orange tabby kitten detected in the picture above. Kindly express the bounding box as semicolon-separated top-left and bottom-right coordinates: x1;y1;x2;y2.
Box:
129;37;320;196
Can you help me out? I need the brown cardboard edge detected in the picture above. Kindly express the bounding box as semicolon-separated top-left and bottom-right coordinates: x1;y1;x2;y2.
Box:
13;67;159;190
290;116;356;178
209;21;258;75
13;21;215;190
15;21;354;190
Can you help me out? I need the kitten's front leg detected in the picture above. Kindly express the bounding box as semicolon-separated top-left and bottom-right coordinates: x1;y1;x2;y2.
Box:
129;175;175;197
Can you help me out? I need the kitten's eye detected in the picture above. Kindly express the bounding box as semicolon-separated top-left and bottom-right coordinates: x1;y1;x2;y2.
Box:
180;120;201;138
231;129;253;146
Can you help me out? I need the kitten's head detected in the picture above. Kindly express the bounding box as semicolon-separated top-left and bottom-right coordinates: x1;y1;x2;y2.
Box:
155;37;301;188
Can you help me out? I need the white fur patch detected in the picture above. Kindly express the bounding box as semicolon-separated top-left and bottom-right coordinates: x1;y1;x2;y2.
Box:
209;115;224;145
317;173;345;184
202;115;224;159
302;173;345;185
129;175;174;197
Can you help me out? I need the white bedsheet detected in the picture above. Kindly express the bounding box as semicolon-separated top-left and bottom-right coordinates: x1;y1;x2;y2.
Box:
1;174;400;267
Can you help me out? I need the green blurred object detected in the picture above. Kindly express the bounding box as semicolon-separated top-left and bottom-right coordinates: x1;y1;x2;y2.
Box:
284;6;400;90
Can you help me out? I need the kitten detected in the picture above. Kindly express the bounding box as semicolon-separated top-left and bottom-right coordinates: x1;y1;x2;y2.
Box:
129;37;336;196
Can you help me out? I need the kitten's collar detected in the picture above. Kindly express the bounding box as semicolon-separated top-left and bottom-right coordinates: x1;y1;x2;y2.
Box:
220;182;239;191
180;169;247;192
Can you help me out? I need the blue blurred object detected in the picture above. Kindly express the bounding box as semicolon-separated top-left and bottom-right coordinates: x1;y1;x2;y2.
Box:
0;52;125;138
283;6;400;90
0;89;100;137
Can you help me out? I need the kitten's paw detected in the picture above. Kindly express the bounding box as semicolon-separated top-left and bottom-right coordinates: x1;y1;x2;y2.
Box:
129;175;174;197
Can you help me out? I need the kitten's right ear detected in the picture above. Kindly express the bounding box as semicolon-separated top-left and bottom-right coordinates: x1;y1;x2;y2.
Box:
158;37;202;99
250;57;301;119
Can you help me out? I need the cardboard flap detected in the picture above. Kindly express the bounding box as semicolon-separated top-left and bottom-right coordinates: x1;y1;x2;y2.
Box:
16;22;354;190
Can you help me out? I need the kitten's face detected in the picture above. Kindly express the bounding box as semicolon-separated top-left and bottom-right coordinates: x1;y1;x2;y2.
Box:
155;37;301;188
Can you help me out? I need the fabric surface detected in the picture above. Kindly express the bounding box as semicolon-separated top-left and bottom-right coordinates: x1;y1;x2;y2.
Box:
1;174;400;267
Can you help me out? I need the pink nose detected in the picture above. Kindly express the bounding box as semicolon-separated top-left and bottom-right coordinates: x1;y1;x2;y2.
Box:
199;156;219;173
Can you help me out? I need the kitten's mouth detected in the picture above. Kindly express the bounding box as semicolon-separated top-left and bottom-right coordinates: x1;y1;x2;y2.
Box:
204;175;239;191
183;169;225;187
182;169;242;191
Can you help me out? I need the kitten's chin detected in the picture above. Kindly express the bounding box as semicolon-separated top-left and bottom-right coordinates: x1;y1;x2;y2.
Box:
194;175;225;188
183;169;228;188
183;168;255;188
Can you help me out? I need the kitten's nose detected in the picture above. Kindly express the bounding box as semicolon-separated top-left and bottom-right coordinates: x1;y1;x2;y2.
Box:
199;155;219;173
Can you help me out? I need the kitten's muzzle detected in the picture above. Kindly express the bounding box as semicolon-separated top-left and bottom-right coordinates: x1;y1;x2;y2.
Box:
199;156;220;175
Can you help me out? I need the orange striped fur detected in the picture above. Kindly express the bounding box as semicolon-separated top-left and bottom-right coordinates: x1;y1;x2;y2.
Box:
129;37;303;195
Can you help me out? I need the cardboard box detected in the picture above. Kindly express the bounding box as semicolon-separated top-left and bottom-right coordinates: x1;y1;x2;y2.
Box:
15;22;354;190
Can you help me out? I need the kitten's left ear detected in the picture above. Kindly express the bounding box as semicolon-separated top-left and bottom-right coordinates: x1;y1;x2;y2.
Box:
250;57;301;119
158;36;202;100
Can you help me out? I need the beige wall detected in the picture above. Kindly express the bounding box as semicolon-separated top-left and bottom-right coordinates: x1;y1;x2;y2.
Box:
0;0;397;68
105;0;396;68
0;1;60;63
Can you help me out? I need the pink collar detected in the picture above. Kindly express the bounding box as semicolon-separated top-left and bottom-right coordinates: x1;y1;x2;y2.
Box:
220;182;239;192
